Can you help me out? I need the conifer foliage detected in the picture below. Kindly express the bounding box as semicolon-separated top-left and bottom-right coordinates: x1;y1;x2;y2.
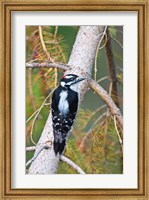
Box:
26;26;123;174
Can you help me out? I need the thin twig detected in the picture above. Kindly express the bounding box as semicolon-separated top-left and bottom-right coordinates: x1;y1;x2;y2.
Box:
53;26;67;63
99;32;108;50
109;82;113;97
26;61;68;71
44;103;51;106
26;146;36;151
29;90;54;145
26;108;40;123
60;155;86;174
38;26;54;62
26;144;51;167
94;26;107;81
113;115;123;151
54;26;58;40
97;76;108;84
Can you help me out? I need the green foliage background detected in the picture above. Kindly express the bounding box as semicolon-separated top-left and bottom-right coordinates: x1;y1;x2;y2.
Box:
26;26;123;174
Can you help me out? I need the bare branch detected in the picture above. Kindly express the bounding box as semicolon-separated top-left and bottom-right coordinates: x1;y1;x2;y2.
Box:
113;115;123;151
60;155;86;174
26;146;36;151
26;108;40;124
94;26;107;81
105;28;119;107
54;26;58;40
88;78;123;129
26;143;51;168
26;61;68;71
38;26;54;62
97;76;108;83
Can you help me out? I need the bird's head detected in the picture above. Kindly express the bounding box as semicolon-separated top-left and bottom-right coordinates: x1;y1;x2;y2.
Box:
60;74;85;90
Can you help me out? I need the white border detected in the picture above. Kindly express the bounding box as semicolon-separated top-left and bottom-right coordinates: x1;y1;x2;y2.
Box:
11;11;138;189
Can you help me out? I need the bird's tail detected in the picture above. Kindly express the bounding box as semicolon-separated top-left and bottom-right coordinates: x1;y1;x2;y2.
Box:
54;139;66;155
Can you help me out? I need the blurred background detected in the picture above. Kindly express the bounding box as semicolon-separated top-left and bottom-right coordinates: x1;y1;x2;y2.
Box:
26;26;123;174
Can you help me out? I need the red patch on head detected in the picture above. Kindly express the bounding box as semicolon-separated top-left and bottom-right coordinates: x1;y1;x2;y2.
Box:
62;75;66;79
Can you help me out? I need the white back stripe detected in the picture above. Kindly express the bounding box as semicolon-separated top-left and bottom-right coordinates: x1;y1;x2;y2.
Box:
58;91;69;115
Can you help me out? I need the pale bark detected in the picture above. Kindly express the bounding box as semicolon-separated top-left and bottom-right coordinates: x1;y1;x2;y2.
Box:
26;61;68;70
28;26;105;174
60;156;86;174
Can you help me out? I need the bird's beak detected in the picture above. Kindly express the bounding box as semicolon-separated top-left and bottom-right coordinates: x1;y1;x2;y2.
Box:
74;77;86;84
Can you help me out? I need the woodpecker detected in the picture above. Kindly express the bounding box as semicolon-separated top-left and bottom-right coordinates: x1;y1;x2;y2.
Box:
51;74;85;155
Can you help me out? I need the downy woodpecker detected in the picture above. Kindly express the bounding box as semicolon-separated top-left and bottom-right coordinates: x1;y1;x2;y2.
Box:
51;74;85;155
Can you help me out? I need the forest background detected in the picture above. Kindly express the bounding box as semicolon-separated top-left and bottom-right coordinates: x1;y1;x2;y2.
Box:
26;26;123;174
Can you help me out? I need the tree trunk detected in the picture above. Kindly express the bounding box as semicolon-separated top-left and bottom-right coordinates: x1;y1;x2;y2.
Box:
28;26;105;174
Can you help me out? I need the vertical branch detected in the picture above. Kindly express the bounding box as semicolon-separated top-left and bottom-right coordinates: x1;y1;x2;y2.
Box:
94;26;107;81
105;28;119;107
38;26;53;62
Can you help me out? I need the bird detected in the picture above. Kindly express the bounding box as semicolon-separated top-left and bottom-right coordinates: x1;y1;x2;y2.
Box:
51;74;85;155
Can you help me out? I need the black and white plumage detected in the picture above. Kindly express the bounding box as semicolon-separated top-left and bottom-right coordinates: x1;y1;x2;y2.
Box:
51;74;85;155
